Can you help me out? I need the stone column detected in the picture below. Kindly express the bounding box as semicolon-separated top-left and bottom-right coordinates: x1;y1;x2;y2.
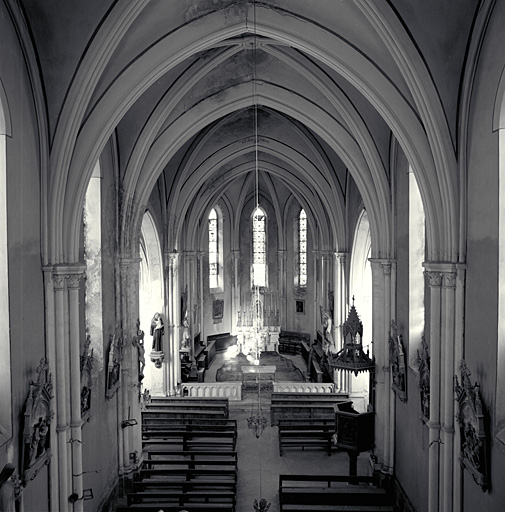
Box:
184;251;197;358
368;259;389;471
166;252;181;393
52;271;71;512
313;250;319;334
334;252;347;350
453;264;466;512
119;258;142;473
321;251;332;311
198;252;205;335
43;267;59;511
232;250;240;331
380;261;392;473
278;250;286;327
440;267;457;512
424;267;442;512
67;269;86;512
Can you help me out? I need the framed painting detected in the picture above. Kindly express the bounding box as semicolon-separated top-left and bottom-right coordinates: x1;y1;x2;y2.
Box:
213;299;224;320
295;299;305;314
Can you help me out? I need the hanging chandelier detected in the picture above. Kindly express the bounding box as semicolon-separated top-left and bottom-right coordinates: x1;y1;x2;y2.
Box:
247;2;271;509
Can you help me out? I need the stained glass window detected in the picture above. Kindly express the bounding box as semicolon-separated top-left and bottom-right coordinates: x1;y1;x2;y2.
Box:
299;209;307;287
209;208;219;288
252;207;266;287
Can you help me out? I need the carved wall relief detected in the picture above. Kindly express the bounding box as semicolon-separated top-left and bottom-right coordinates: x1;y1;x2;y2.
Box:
417;336;430;422
80;334;94;422
106;334;123;399
455;360;490;491
389;321;407;402
21;359;54;484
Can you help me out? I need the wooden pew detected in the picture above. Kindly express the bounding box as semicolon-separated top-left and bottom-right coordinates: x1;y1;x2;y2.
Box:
278;421;334;456
279;474;394;512
142;409;227;421
137;467;237;481
271;392;348;400
143;450;238;469
142;417;236;428
143;403;228;417
142;422;237;433
117;503;234;512
142;430;237;451
149;396;229;407
126;489;236;508
131;477;237;493
271;403;350;426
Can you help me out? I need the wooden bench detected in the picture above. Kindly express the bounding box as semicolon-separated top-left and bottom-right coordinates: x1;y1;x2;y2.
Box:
271;392;348;400
278;422;335;456
141;452;237;469
142;430;237;451
132;477;237;493
279;474;394;512
142;418;237;431
137;467;237;482
147;397;230;413
142;409;227;421
271;403;343;426
143;403;228;417
117;503;234;512
127;489;236;508
278;331;311;355
144;449;237;459
142;417;236;428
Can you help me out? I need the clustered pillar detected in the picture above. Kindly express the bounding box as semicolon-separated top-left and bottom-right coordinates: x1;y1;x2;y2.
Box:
44;265;86;512
424;262;460;512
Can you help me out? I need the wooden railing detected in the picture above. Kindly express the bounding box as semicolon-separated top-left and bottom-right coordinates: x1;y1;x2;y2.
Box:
181;382;242;401
273;382;336;393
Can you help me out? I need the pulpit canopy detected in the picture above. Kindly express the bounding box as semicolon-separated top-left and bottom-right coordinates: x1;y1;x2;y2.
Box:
328;300;375;376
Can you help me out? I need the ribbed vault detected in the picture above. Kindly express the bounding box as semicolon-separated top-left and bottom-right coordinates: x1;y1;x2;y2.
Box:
40;1;459;265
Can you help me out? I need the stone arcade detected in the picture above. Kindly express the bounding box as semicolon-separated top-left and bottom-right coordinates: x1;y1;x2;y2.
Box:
0;1;505;511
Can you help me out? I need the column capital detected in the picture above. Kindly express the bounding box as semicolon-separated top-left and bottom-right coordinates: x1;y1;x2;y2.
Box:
165;251;180;263
424;270;442;287
334;251;348;261
441;272;457;289
51;264;86;290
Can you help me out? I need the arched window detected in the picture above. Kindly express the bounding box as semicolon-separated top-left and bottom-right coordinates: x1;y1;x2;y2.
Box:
409;169;425;368
298;209;307;288
0;85;11;444
496;90;505;444
84;161;103;367
140;211;164;323
350;209;372;341
252;206;267;288
208;208;219;289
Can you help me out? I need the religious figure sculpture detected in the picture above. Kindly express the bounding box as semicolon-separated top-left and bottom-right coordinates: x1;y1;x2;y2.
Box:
150;313;164;351
150;312;165;368
132;319;146;380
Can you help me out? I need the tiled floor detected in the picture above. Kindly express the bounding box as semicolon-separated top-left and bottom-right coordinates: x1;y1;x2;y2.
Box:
208;351;371;512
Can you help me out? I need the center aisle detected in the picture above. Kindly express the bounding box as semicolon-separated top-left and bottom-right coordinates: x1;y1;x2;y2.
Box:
231;406;371;512
202;349;371;512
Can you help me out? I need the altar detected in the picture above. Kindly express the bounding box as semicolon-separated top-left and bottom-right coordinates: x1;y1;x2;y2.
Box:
241;364;277;397
241;365;277;383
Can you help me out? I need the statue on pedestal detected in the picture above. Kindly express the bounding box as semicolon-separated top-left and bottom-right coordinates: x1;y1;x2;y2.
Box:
149;312;164;368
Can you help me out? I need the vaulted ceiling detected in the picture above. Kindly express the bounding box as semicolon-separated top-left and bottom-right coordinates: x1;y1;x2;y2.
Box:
15;0;479;262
